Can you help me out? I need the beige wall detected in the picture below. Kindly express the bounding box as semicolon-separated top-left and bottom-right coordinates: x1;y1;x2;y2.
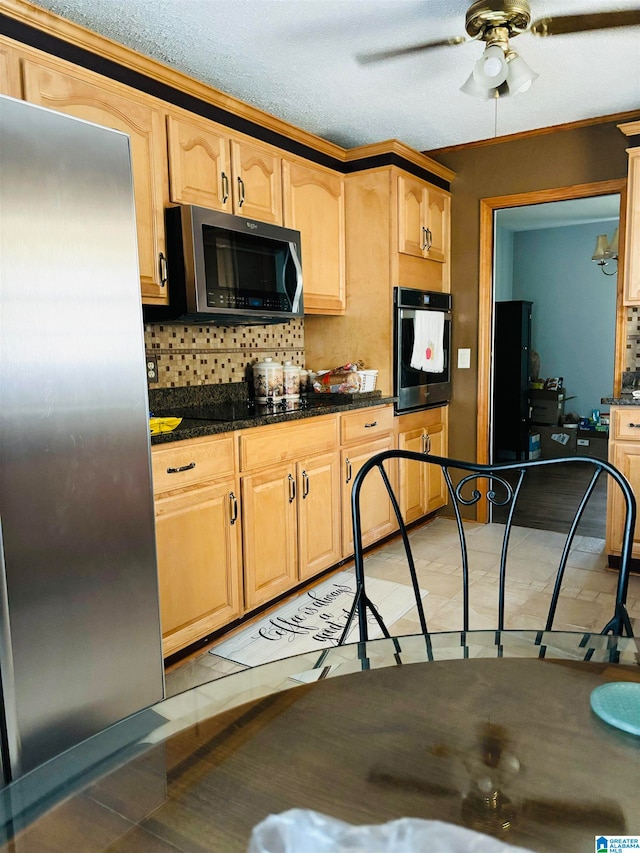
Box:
431;119;634;463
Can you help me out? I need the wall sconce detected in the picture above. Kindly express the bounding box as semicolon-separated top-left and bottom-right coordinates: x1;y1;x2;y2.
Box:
591;227;618;276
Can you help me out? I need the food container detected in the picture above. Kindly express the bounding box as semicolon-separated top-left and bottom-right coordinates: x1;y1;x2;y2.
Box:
252;357;283;403
283;361;300;400
299;369;309;395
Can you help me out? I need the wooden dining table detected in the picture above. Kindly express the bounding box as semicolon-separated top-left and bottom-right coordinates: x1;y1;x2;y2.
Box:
2;631;639;853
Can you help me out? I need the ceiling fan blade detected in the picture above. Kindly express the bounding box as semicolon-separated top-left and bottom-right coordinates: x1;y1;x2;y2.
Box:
521;798;626;831
356;36;466;64
531;10;640;37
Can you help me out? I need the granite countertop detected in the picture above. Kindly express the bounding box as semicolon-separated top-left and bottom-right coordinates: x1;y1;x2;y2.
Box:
149;382;397;445
601;397;640;406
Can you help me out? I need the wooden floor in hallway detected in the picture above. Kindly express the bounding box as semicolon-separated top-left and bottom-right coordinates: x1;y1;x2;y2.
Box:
491;460;607;539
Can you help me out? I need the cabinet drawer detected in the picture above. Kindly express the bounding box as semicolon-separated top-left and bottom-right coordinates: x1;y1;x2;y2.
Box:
152;435;235;493
239;415;338;471
610;408;640;441
340;406;394;445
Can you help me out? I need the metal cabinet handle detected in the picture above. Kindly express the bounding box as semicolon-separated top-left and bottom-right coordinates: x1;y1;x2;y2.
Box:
421;433;427;454
229;491;238;525
166;462;196;474
425;433;432;454
345;458;352;484
364;421;378;428
288;472;296;503
237;176;245;207
302;470;309;498
628;423;640;428
425;227;433;251
159;252;168;287
221;171;229;204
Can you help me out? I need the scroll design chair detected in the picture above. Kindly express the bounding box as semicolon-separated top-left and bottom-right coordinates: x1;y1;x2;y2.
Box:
337;451;636;657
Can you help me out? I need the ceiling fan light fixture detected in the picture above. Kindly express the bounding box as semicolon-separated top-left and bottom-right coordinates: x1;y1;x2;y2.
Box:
460;70;493;99
505;51;538;94
472;44;508;87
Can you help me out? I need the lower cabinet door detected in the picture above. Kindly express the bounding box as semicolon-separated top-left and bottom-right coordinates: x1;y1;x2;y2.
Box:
425;424;448;513
398;426;428;523
398;420;448;522
242;463;298;609
155;479;242;657
297;451;341;580
341;435;397;558
608;441;640;556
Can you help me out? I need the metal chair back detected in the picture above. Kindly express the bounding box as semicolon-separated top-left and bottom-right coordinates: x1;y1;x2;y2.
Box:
340;451;636;645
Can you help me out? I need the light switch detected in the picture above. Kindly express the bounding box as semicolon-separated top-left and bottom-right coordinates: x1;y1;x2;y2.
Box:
457;348;471;369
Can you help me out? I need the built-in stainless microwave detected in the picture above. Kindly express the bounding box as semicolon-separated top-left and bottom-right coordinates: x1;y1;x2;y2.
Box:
145;205;303;325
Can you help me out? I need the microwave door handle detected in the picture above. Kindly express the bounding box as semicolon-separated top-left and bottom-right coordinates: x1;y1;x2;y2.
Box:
287;242;304;311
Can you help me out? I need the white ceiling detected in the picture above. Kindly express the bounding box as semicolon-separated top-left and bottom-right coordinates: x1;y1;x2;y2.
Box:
31;0;640;152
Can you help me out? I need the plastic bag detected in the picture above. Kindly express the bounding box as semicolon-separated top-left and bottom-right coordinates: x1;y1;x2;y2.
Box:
247;809;534;853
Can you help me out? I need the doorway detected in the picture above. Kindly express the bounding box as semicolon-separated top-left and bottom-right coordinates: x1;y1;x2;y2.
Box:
475;179;628;525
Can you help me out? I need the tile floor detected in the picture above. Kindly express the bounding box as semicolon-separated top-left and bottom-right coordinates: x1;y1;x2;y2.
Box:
164;517;640;698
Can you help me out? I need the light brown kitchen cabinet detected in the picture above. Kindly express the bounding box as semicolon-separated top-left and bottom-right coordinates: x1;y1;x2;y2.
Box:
340;406;397;557
396;407;449;523
620;128;640;305
239;416;341;609
20;54;170;304
282;157;346;314
397;174;449;264
167;111;283;224
151;435;242;657
304;163;454;398
0;43;20;97
241;461;299;609
606;406;640;559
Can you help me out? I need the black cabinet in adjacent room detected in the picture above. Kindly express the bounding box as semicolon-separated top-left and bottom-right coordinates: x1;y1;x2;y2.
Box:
493;300;532;461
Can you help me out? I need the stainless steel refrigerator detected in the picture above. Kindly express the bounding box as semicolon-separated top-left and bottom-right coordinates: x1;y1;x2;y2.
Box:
0;95;164;784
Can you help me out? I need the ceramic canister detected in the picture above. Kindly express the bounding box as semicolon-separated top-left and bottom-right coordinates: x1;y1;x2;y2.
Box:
252;357;283;403
283;361;300;400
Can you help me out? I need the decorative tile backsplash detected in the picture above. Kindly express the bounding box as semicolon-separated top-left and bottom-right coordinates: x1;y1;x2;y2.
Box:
144;319;305;387
626;307;640;372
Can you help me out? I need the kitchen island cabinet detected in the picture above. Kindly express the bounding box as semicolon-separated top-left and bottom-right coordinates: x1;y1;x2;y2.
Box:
152;435;242;658
166;111;283;224
20;52;170;305
396;407;449;523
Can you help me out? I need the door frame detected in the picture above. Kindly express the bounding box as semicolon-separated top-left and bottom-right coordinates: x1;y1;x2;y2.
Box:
476;178;628;522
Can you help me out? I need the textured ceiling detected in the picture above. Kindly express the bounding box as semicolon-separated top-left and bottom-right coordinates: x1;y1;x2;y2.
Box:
30;0;640;151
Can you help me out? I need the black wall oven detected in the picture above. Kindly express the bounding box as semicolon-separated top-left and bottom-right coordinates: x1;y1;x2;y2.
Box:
394;287;452;413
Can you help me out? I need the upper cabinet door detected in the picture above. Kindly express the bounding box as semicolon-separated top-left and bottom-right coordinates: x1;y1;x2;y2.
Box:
397;174;427;258
21;56;169;304
424;187;449;264
0;44;20;97
283;158;346;314
166;113;232;211
624;148;640;305
397;174;449;264
230;138;283;224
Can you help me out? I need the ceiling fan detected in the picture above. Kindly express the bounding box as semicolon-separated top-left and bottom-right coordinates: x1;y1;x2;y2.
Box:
357;1;640;99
